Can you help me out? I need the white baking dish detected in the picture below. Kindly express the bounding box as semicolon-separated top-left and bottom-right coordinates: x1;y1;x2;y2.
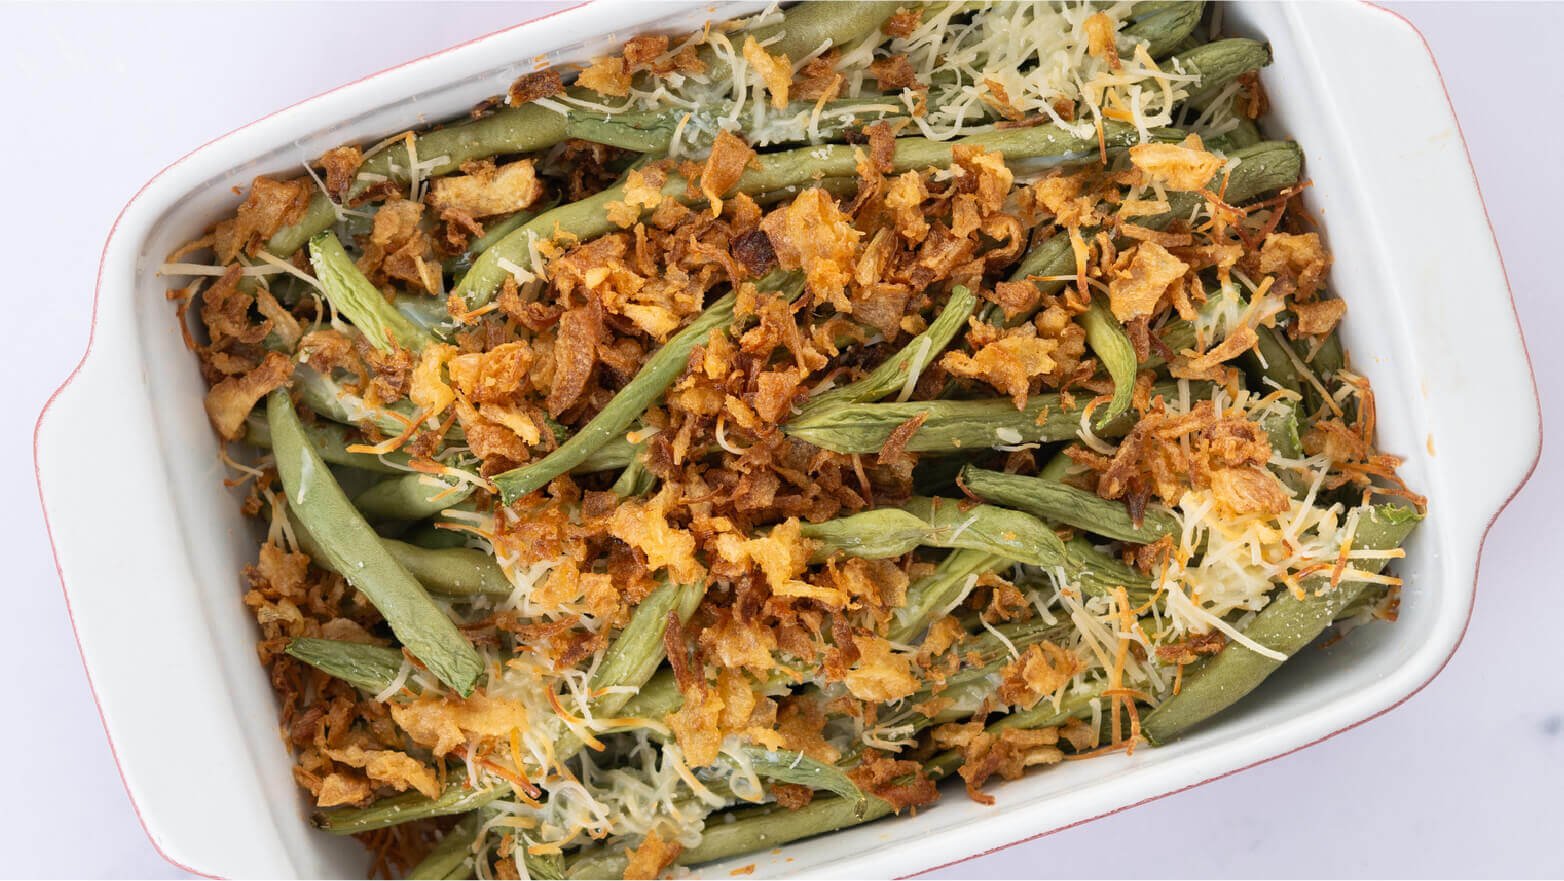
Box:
34;2;1539;877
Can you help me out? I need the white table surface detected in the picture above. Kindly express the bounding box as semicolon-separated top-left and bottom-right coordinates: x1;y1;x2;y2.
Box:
7;2;1560;878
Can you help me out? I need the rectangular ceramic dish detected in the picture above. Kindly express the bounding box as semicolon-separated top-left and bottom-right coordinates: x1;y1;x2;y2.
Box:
35;2;1538;877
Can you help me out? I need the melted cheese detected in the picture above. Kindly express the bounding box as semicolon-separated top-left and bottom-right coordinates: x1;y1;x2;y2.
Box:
536;0;1247;158
1145;391;1369;661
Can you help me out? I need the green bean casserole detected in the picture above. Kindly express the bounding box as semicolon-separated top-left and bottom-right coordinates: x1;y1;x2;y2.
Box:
162;2;1427;877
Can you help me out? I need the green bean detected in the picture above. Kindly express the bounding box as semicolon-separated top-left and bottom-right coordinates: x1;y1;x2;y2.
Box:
308;232;432;353
267;105;574;259
1170;38;1272;109
899;620;1078;722
705;1;904;85
784;380;1200;455
1332;583;1392;624
559;848;621;877
609;463;655;497
915;0;1186;101
447;181;642;311
575;433;635;475
799;286;977;417
243;413;408;474
1036;449;1073;482
313;781;508;835
1142;288;1241;369
340;668;697;838
1216;140;1306;203
408;813;480;880
582;770;924;876
285;638;409;695
1255;398;1309;494
800;497;1151;600
643;683;1095;876
616;666;685;721
522;848;565;881
360;109;568;192
731;123;1167;208
548;582;706;759
1164;34;1203;57
623;797;897;879
755;176;861;207
454;19;894;197
291;356;481;445
991;684;1107;736
1124;1;1207;59
444;204;550;278
492;270;803;503
268;1;901;262
960;465;1179;544
697;798;896;862
1251;354;1332;438
1246;324;1303;394
386;540;513;599
353;473;475;523
1141;504;1421;744
887;548;1007;644
457;122;1165;308
636;616;1061;758
564;99;905;154
290;364;468;447
291;510;512;599
401;523;472;550
737;747;867;808
590;581;704;718
799;507;941;560
1310;328;1345;377
568;669;1099;879
288;642;521;839
491;286;737;500
1297;323;1346;419
269;390;482;694
266;197;342;262
393;293;455;335
924;686;1104;779
1081;296;1137;427
672;617;1059;755
1004;141;1301;322
910;452;977;497
993;141;1297;383
1313;331;1351;422
292;367;409;438
1207;118;1262;153
609;440;656;498
562;112;673;154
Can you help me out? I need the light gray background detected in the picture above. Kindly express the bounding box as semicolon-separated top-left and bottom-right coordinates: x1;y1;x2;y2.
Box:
7;2;1560;877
